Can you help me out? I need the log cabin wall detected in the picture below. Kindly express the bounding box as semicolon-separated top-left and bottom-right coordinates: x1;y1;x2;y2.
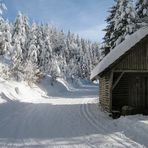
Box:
99;72;112;112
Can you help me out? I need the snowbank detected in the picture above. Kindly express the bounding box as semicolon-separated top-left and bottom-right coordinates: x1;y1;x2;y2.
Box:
38;75;98;98
0;76;98;104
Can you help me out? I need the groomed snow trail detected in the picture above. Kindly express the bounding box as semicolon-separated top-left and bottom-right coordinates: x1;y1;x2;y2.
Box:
0;78;147;147
81;99;145;148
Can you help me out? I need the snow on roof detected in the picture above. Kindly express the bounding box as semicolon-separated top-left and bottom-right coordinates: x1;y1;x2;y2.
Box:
90;27;148;80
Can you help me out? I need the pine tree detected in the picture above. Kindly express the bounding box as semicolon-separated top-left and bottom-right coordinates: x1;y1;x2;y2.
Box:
24;23;41;84
49;57;61;85
27;22;39;64
0;2;100;82
11;40;24;81
3;21;12;55
112;0;137;47
12;11;29;61
136;0;148;18
0;1;7;55
136;0;148;25
0;1;7;21
23;58;40;85
102;0;119;56
42;24;52;73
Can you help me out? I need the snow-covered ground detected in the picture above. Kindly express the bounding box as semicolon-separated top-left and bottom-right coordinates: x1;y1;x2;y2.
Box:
0;76;148;147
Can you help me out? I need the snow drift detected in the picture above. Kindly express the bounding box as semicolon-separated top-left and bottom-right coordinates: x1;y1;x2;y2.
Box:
0;75;98;104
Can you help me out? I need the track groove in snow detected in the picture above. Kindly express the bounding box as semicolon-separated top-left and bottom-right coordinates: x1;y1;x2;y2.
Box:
0;78;147;147
81;98;144;148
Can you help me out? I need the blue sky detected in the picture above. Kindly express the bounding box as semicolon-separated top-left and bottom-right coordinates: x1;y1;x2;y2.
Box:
4;0;114;42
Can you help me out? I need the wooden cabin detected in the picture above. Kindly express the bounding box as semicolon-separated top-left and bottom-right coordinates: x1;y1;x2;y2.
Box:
90;27;148;115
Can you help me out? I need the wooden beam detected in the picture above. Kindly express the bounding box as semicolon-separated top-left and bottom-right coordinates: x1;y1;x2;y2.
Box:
146;40;148;70
109;71;114;112
146;39;148;58
113;70;148;73
112;72;125;90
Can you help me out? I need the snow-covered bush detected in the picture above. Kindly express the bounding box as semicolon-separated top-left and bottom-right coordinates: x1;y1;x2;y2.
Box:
0;63;10;80
49;59;61;85
23;60;41;85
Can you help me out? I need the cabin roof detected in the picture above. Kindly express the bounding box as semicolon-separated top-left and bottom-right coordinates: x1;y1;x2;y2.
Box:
90;27;148;80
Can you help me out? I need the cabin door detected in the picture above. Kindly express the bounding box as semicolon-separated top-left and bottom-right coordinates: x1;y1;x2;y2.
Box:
129;75;148;109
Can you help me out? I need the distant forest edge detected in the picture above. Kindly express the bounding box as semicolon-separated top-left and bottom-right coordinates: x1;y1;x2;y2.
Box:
0;2;100;84
0;0;148;84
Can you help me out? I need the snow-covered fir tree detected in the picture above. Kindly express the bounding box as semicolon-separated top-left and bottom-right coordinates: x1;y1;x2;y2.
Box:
12;11;29;61
112;0;137;47
101;0;120;57
136;0;148;25
0;2;100;83
23;58;40;85
136;0;148;18
0;1;7;20
0;1;7;55
3;21;12;55
101;0;142;59
27;22;39;64
43;24;53;73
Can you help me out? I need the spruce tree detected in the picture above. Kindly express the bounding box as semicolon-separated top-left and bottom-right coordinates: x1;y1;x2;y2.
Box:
43;24;52;73
0;1;7;55
0;1;7;21
0;2;100;81
3;21;12;55
12;11;29;60
102;0;119;56
136;0;148;18
136;0;148;25
112;0;137;47
27;22;39;64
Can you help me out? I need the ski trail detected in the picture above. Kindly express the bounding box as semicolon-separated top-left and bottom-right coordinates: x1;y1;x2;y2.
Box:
81;98;144;148
0;79;147;147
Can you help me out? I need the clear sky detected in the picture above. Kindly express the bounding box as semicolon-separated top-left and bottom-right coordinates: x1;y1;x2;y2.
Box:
4;0;114;42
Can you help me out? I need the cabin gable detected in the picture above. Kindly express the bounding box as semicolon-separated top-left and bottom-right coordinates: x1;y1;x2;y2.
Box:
113;37;148;72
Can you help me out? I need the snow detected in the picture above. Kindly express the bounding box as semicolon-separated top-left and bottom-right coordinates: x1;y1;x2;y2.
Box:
143;8;147;15
0;2;7;15
90;27;148;80
0;77;147;147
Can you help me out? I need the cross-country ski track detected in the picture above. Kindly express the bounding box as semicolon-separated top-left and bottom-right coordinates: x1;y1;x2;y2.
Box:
0;77;147;147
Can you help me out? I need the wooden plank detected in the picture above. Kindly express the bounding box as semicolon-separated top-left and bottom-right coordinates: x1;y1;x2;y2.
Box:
99;73;112;113
112;72;124;90
109;71;113;112
114;70;148;73
113;39;148;71
146;40;148;57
